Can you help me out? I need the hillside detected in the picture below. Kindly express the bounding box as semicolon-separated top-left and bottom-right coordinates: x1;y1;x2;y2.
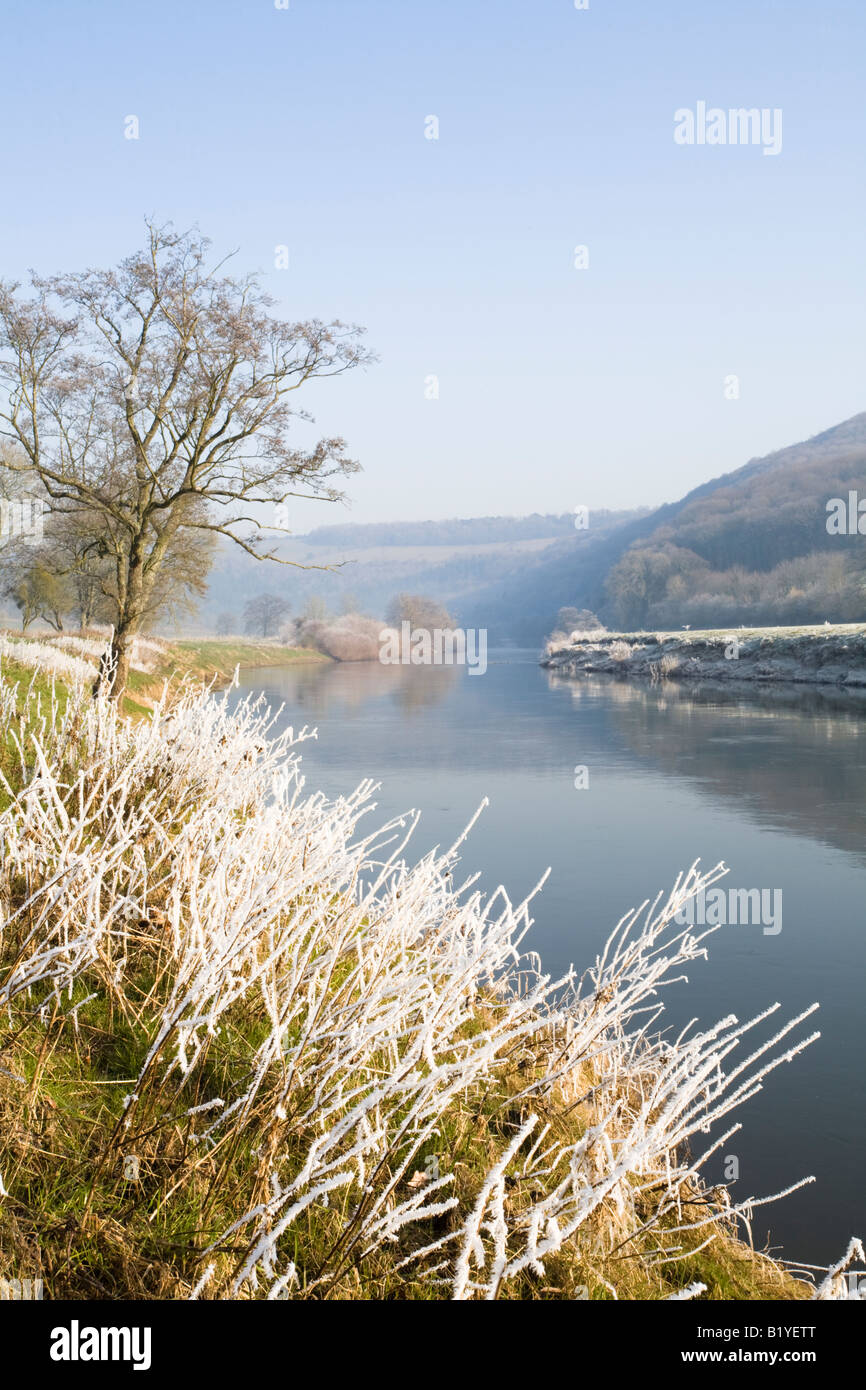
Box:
460;413;866;643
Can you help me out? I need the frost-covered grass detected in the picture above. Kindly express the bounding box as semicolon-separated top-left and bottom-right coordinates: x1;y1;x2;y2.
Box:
542;623;866;689
0;634;95;685
544;622;866;659
0;676;857;1300
0;663;72;813
0;630;166;684
45;632;168;673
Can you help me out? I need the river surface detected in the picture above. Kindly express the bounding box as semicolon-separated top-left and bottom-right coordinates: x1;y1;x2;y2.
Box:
232;651;866;1268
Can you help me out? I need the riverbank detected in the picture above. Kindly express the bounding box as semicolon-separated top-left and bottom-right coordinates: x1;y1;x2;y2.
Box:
541;623;866;687
126;637;329;706
0;631;329;716
2;666;856;1299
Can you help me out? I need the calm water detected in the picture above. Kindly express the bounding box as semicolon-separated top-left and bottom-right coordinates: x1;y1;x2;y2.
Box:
232;652;866;1268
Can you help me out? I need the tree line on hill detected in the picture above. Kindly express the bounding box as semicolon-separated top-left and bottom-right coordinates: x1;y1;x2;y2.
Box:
300;511;636;550
601;438;866;629
456;415;866;642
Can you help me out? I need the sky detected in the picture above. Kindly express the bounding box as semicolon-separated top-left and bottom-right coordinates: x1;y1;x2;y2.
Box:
2;0;864;528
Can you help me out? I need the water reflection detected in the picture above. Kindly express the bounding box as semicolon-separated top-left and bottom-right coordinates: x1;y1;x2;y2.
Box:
547;672;866;858
232;655;866;1265
256;658;458;715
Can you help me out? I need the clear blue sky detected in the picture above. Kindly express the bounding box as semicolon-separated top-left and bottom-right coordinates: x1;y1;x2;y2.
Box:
3;0;864;526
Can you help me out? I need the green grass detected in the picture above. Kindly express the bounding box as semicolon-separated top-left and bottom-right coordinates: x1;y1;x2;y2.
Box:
128;638;329;708
169;639;328;679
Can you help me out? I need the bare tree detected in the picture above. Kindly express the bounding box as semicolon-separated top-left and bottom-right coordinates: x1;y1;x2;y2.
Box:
2;500;211;634
339;589;362;615
51;512;113;629
302;594;329;620
3;557;70;630
244;592;291;638
0;451;64;628
0;221;373;695
385;592;454;630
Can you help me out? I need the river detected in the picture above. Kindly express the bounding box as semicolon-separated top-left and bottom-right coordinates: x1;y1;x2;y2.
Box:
232;650;866;1268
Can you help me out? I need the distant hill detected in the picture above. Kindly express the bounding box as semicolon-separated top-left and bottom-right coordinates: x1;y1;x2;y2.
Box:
192;509;645;635
300;514;580;549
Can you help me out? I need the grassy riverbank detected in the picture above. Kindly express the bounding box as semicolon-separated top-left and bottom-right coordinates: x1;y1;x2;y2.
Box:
0;658;847;1300
124;637;329;707
0;631;328;719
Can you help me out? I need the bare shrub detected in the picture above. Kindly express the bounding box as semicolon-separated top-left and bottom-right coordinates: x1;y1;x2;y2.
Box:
543;625;608;656
649;652;681;684
296;613;387;661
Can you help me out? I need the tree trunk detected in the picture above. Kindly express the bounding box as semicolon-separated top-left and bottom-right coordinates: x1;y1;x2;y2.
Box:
110;632;133;699
95;627;133;700
98;539;146;700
